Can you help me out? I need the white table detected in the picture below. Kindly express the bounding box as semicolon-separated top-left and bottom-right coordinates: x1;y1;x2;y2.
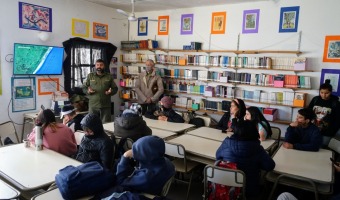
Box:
103;122;178;140
266;145;334;194
0;144;82;191
167;134;221;164
31;187;92;200
143;117;195;133
186;127;275;150
0;179;20;199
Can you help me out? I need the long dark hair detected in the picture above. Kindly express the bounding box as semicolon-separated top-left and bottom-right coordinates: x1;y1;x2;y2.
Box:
246;106;272;138
232;98;246;119
36;109;58;133
233;120;259;141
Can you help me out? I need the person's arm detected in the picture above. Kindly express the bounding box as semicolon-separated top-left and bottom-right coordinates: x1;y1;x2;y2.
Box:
166;110;184;123
293;126;322;151
134;75;147;103
109;77;118;96
151;76;164;103
144;108;158;120
217;112;230;130
260;148;276;171
115;151;136;185
258;123;267;141
308;96;317;109
82;74;91;94
100;138;114;169
27;128;36;143
284;124;296;143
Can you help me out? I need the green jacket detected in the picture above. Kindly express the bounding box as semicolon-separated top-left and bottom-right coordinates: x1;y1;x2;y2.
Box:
82;72;118;108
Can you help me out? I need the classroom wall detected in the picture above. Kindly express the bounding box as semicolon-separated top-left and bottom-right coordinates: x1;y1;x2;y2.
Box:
128;0;340;133
0;0;127;140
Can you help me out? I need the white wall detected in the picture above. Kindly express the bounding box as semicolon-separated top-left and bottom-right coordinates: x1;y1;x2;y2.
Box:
0;0;127;139
127;0;340;134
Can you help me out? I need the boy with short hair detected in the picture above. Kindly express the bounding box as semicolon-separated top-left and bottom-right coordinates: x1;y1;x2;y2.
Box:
283;108;322;151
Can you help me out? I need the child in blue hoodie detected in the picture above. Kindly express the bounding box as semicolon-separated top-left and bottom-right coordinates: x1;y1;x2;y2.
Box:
116;135;175;195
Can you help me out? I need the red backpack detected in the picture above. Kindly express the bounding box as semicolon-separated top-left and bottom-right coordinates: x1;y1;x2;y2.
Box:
208;161;242;200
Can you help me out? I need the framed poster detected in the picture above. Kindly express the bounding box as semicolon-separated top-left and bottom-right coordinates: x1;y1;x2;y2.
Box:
211;11;226;34
320;69;340;96
138;17;148;36
279;6;300;33
72;18;89;38
181;14;193;35
38;78;59;95
19;2;52;32
11;77;36;112
323;35;340;63
93;22;108;40
242;9;260;34
158;16;169;35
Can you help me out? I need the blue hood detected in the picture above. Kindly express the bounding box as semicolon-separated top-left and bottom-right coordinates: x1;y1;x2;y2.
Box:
132;136;165;163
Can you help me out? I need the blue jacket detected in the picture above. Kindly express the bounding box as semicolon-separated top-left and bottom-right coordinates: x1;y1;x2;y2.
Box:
284;124;322;151
216;136;275;198
116;136;175;195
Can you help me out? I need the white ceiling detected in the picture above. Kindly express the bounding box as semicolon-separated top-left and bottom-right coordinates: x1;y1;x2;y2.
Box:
83;0;270;12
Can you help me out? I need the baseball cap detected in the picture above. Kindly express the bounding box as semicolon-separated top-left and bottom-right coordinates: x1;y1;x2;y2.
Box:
60;105;76;119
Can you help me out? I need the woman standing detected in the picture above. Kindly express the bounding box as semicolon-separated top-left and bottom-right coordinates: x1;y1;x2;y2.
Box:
308;79;340;146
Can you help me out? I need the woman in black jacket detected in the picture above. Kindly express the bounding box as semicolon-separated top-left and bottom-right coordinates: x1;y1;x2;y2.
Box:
75;113;114;169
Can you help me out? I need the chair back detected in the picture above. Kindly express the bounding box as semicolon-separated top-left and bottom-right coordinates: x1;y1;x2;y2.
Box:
204;164;246;200
160;176;174;196
115;137;134;151
270;126;281;141
328;137;340;155
164;142;185;159
0;121;20;146
196;116;211;127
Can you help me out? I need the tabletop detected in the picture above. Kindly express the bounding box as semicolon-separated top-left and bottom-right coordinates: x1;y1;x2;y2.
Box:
0;179;20;199
143;117;195;132
103;122;178;140
31;187;92;200
167;134;221;160
0;144;82;191
272;146;333;183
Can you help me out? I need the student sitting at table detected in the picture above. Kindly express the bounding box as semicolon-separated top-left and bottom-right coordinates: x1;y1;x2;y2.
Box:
114;104;152;142
216;98;246;132
216;119;275;199
145;96;184;123
283;108;322;152
75;113;114;169
28;109;77;157
98;135;175;198
245;106;272;141
60;105;84;132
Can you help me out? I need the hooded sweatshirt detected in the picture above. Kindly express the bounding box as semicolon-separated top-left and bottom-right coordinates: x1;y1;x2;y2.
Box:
75;113;114;169
116;135;175;195
113;113;152;141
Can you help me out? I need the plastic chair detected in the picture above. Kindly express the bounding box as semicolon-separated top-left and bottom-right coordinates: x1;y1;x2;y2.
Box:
0;121;20;146
203;163;246;200
328;137;340;158
164;142;200;200
142;176;174;198
268;174;319;200
269;126;281;155
196;115;211;127
115;136;134;151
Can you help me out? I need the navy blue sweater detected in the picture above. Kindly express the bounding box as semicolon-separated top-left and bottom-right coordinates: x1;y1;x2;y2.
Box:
284;124;322;151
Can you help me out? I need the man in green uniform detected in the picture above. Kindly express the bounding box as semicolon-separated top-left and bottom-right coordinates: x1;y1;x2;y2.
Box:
82;59;117;123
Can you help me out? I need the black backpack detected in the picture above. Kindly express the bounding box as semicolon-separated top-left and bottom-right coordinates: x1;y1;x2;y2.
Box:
189;117;205;128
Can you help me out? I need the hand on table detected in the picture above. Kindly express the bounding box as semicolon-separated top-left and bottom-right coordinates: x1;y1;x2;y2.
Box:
283;142;293;149
158;116;168;121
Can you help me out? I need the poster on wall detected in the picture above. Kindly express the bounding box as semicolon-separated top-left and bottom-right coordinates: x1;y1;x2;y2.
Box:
19;2;52;32
211;11;226;34
158;16;169;35
38;78;59;95
320;69;340;96
180;14;193;35
323;35;340;63
242;9;260;34
11;77;36;112
93;22;108;40
278;6;300;33
72;18;89;38
138;17;148;36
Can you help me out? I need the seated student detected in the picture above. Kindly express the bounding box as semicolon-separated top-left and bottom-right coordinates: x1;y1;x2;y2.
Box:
216;119;275;199
114;105;152;142
28;109;77;157
245;106;272;141
115;135;175;195
283;108;322;152
145;96;184;123
216;98;246;132
75;113;114;169
60;105;84;132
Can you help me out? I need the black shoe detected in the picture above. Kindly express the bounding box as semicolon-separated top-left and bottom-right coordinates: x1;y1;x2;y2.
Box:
4;137;14;145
